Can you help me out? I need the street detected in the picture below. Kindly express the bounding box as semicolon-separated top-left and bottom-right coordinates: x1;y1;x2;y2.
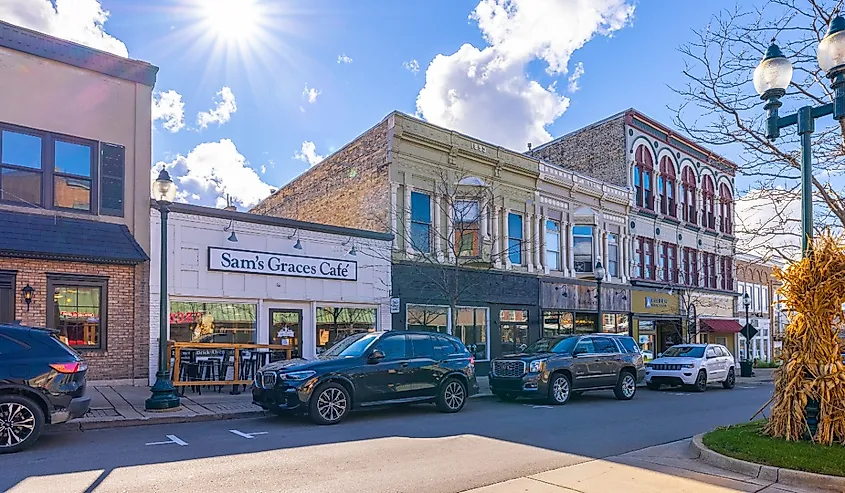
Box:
2;382;773;493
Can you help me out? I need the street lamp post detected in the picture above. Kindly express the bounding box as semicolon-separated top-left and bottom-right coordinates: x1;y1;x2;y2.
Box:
146;169;181;411
743;292;751;361
595;260;606;332
753;15;845;256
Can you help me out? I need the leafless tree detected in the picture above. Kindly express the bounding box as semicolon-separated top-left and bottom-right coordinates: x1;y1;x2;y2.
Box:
673;0;845;262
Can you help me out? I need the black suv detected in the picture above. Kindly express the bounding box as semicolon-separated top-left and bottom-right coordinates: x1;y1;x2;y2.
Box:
488;334;645;405
253;331;479;424
0;322;90;453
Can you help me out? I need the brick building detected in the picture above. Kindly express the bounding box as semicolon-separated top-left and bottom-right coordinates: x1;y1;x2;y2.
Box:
0;21;156;383
735;256;784;362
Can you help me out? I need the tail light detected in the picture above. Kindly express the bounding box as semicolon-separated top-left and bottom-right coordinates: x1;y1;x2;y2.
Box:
49;362;88;374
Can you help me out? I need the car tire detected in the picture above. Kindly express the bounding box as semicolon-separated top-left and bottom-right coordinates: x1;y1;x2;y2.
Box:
613;371;637;400
722;368;736;389
495;392;518;402
308;382;351;425
437;378;467;413
646;382;661;391
694;370;708;392
547;373;571;405
0;394;45;454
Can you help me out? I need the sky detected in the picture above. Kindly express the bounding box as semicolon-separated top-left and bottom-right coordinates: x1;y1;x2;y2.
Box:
0;0;768;211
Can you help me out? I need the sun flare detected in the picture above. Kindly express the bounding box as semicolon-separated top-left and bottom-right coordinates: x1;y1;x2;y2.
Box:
201;0;261;41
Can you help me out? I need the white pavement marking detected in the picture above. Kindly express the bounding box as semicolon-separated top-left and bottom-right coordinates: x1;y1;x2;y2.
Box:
145;435;188;446
229;429;268;439
523;404;554;409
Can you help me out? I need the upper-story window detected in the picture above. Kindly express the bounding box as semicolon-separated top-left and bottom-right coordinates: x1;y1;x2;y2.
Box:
454;200;480;257
719;183;733;234
573;225;594;273
680;166;697;224
545;219;561;271
634;146;654;210
410;191;431;253
701;175;716;230
661;243;678;283
720;256;733;291
508;213;523;265
607;233;619;278
635;237;655;280
658;156;677;217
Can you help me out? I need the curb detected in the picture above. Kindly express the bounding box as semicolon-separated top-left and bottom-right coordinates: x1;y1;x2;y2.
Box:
690;433;845;492
51;409;267;433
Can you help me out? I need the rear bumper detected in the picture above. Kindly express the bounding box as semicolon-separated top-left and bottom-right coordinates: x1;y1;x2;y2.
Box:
51;396;91;424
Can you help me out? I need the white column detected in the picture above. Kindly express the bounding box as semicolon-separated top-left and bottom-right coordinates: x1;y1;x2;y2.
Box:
540;215;548;274
480;202;489;240
390;183;399;251
404;185;412;255
503;208;511;269
593;226;602;272
492;206;501;268
655;239;663;280
525;213;533;272
567;222;575;275
620;234;628;283
433;193;443;260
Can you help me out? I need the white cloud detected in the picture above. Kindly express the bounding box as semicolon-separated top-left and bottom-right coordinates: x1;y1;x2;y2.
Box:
196;87;237;129
337;54;353;64
416;0;635;151
303;85;321;104
153;139;273;209
294;141;324;167
568;62;585;92
151;90;185;133
260;165;267;174
0;0;128;57
403;59;420;75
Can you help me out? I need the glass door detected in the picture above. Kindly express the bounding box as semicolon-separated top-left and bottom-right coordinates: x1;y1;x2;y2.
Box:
269;309;302;359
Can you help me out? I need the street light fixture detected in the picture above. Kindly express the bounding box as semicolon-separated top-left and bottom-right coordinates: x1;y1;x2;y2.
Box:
146;169;181;411
594;260;605;332
754;14;845;256
743;291;751;361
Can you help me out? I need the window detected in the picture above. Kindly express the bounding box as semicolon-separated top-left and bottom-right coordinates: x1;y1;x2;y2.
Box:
681;166;697;223
47;276;107;349
719;183;733;234
409;333;435;359
455;307;488;360
574;337;596;354
316;307;377;354
454;200;480;257
508;213;523;265
53;140;94;211
720;257;733;291
607;234;619;278
684;248;697;286
701;253;717;289
634;146;655;210
406;304;448;333
0;273;14;324
410;191;431;253
0;334;28;355
433;336;464;359
545;219;561;271
543;311;574;337
701;176;716;229
376;334;408;361
636;237;655;280
661;243;677;283
617;337;640;354
573;225;594;273
659;156;676;216
593;337;618;354
500;309;529;354
1;129;42;206
691;250;699;286
169;302;256;344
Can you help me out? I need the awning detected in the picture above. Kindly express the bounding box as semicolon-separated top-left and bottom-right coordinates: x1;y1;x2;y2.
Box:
700;318;743;333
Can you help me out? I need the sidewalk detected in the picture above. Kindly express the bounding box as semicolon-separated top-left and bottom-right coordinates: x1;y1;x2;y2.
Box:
463;438;829;493
67;376;495;430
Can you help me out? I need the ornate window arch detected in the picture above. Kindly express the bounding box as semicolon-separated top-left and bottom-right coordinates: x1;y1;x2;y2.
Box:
658;155;677;217
680;166;697;223
701;174;716;229
634;146;654;210
719;182;733;234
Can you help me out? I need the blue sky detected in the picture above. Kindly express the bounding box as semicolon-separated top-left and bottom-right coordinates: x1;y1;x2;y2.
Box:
3;0;750;209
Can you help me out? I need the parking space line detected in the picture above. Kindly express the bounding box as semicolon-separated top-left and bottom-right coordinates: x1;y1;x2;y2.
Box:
145;435;188;446
229;429;269;439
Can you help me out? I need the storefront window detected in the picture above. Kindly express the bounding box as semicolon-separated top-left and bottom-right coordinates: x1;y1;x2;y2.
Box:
574;312;597;333
500;310;528;354
601;314;629;334
51;284;103;348
543;311;574;337
169;302;257;344
638;320;656;361
316;307;377;355
455;307;488;360
406;304;448;333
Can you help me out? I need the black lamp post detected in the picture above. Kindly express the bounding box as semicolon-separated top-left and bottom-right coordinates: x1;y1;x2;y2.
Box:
594;260;606;332
146;169;181;411
743;291;751;361
754;15;845;256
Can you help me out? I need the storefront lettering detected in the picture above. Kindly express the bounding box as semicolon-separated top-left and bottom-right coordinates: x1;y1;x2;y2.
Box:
209;247;357;281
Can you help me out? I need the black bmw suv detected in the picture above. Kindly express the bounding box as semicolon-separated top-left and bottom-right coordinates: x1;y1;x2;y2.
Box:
0;322;90;453
253;331;479;424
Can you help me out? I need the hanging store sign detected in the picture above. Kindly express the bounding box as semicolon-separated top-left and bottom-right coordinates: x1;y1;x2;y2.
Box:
208;247;357;281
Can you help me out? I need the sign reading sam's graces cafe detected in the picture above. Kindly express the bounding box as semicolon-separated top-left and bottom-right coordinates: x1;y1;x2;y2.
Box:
208;247;357;281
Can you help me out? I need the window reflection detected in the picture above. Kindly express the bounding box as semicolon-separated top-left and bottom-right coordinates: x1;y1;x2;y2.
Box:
169;302;257;344
316;307;377;354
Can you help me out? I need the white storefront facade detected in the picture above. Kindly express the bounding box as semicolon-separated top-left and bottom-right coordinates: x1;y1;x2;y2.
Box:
149;203;393;383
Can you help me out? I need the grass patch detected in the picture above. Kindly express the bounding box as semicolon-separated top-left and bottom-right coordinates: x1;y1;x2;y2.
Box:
703;421;845;477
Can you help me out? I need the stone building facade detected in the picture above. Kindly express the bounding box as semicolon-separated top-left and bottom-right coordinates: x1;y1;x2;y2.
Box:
736;256;784;362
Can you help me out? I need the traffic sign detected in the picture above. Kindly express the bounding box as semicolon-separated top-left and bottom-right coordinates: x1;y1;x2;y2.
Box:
741;323;759;340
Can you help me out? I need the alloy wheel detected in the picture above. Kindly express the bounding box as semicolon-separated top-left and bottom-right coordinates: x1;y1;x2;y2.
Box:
444;381;465;410
0;402;35;448
316;387;347;423
696;371;707;391
622;374;636;398
552;376;570;403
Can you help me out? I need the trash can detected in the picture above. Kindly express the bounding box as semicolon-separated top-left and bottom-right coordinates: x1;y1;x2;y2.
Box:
740;360;754;377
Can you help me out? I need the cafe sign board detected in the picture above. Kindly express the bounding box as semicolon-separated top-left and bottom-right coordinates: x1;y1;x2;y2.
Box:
631;290;679;315
208;247;357;281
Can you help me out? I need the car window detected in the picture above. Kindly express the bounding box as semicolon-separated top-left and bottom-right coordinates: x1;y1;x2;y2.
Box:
617;337;640;354
409;334;435;359
662;346;705;358
0;334;27;355
706;347;718;358
719;347;731;358
376;334;408;361
574;338;596;354
593;337;618;354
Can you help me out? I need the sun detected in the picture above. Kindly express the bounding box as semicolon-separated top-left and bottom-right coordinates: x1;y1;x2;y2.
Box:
201;0;261;41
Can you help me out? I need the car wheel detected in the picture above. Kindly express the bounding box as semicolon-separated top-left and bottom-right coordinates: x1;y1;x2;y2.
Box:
646;382;661;391
308;382;350;425
694;370;708;392
722;368;736;389
614;371;637;400
437;378;467;413
548;373;571;405
495;392;518;402
0;394;45;454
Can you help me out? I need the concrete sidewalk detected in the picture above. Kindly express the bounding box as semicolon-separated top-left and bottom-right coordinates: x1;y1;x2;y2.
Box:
464;439;829;493
67;376;495;430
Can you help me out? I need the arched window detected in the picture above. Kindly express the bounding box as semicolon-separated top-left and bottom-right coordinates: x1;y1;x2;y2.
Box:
680;166;697;223
701;175;715;229
658;156;677;217
719;183;732;234
634;146;654;210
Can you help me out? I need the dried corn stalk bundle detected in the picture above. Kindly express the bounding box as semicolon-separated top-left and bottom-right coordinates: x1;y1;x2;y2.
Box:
766;232;845;444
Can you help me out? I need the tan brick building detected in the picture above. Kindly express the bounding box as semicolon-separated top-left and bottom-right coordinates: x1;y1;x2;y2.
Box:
0;21;156;383
735;256;784;362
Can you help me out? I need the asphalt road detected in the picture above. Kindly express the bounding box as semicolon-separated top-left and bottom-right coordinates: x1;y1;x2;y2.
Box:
1;382;773;493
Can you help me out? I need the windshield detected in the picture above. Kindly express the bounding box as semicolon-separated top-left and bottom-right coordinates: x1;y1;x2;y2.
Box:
319;333;380;359
661;346;705;358
523;337;577;354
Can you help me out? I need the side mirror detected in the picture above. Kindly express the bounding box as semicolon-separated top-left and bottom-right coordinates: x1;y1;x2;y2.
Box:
657;353;663;359
367;349;385;364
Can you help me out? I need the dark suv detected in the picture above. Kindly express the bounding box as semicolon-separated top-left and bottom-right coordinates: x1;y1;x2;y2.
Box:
253;331;479;424
0;322;90;453
488;334;645;405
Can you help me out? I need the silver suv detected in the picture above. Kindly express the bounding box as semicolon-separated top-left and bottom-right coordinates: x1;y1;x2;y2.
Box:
488;334;645;405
